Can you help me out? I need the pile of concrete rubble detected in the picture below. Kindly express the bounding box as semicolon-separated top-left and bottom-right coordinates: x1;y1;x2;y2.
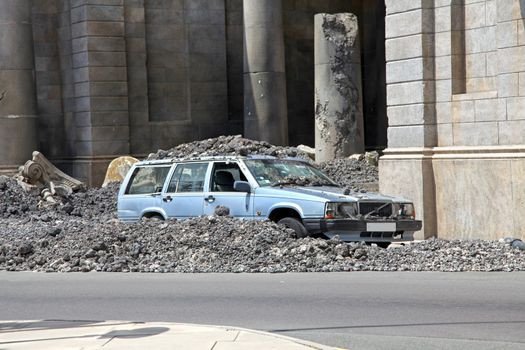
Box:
1;215;524;273
1;136;524;273
147;135;310;160
147;135;378;191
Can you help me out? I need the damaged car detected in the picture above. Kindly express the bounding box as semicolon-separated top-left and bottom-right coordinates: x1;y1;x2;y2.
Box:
118;156;422;246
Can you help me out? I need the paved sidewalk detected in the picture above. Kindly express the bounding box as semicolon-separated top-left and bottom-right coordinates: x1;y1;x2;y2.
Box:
0;320;344;350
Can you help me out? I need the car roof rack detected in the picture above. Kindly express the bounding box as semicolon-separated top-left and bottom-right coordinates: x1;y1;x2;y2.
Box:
134;154;309;166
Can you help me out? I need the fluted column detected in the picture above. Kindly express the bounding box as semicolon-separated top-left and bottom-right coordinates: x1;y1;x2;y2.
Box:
0;0;38;167
243;0;288;145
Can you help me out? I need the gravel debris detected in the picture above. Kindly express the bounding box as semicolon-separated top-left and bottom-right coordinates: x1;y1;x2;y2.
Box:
1;216;524;273
147;135;310;161
0;175;118;221
1;137;523;273
318;157;378;192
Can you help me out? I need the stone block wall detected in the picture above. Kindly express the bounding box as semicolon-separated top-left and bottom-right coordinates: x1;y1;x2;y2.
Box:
381;0;525;240
27;0;239;185
2;0;391;185
0;0;38;170
32;0;65;159
70;0;130;158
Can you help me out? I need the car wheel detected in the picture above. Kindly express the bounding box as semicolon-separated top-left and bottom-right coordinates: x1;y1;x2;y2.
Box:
143;214;164;222
277;217;309;239
373;242;391;249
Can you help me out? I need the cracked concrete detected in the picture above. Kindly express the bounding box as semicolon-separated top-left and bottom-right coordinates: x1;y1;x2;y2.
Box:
314;13;364;162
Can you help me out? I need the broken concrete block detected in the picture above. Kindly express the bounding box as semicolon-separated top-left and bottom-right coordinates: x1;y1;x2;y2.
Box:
102;156;139;187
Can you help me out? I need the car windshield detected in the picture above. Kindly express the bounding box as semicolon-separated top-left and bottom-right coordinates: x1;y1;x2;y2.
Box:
244;159;338;187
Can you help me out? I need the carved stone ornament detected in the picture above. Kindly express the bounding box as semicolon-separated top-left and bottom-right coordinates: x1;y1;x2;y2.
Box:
19;151;84;199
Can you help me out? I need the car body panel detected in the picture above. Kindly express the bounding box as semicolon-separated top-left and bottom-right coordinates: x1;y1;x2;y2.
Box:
202;191;254;217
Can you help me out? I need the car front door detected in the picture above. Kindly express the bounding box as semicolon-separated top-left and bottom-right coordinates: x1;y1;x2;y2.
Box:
160;162;210;219
202;161;253;218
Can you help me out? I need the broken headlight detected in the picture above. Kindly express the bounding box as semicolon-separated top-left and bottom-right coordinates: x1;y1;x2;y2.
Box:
325;202;358;219
394;203;415;219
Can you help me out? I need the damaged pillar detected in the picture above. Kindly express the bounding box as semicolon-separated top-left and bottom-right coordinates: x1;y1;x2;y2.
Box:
243;0;288;145
0;0;38;171
314;13;364;162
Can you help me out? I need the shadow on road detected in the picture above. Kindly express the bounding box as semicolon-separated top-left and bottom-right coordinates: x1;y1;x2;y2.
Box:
0;320;169;346
0;320;125;333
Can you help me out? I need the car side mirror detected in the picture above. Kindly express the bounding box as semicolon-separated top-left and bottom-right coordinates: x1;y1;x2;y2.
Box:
234;181;251;193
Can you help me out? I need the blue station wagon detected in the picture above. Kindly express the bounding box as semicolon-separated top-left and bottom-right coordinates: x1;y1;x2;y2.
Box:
118;156;422;246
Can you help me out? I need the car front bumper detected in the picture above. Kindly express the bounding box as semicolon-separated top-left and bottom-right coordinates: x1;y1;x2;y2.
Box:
303;218;423;242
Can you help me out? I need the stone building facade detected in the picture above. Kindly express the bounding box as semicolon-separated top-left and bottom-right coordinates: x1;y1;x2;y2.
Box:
380;0;525;240
0;0;386;185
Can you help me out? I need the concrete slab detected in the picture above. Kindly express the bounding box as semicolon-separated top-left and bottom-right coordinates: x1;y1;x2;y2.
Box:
0;320;341;350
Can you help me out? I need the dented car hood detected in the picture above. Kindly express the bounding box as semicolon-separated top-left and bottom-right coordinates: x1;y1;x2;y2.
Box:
264;186;411;203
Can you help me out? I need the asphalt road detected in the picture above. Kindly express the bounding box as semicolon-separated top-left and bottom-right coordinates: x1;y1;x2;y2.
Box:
1;272;525;350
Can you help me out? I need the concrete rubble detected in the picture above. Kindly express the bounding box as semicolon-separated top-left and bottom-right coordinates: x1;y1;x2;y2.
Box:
16;151;84;204
147;135;311;161
102;156;138;187
0;137;524;273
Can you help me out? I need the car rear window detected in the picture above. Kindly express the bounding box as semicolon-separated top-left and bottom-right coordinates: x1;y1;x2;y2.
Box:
125;166;171;195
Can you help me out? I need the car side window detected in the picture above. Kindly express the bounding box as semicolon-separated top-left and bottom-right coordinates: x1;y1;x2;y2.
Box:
125;166;170;195
210;162;248;192
167;163;208;193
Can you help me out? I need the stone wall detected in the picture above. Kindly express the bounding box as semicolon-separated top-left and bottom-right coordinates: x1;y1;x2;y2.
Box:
1;0;390;185
0;0;38;169
381;0;525;240
32;0;64;159
26;0;239;185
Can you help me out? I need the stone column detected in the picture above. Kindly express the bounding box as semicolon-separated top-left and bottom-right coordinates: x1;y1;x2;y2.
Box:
69;1;130;185
243;0;288;145
314;13;364;162
0;0;38;169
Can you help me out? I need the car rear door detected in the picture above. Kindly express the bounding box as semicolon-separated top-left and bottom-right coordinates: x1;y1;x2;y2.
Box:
160;162;210;219
118;165;171;221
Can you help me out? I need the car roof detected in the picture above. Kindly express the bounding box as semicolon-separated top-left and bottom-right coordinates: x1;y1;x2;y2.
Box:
134;155;309;166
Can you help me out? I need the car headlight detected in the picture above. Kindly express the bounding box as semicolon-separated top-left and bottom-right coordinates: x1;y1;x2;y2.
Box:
394;203;415;219
325;202;358;219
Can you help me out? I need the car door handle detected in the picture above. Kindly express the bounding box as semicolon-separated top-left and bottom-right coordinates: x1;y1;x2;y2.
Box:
205;195;215;203
163;196;172;203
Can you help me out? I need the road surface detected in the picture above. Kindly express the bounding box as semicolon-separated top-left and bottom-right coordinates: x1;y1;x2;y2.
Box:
1;272;524;349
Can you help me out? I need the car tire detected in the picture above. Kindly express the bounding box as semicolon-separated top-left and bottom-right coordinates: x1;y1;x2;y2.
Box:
373;242;391;249
143;214;164;222
277;217;309;239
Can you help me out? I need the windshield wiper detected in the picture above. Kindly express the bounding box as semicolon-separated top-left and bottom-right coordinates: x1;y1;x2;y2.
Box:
270;181;296;187
271;180;338;187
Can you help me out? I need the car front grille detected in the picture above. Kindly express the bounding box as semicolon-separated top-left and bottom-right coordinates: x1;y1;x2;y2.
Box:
359;202;392;217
